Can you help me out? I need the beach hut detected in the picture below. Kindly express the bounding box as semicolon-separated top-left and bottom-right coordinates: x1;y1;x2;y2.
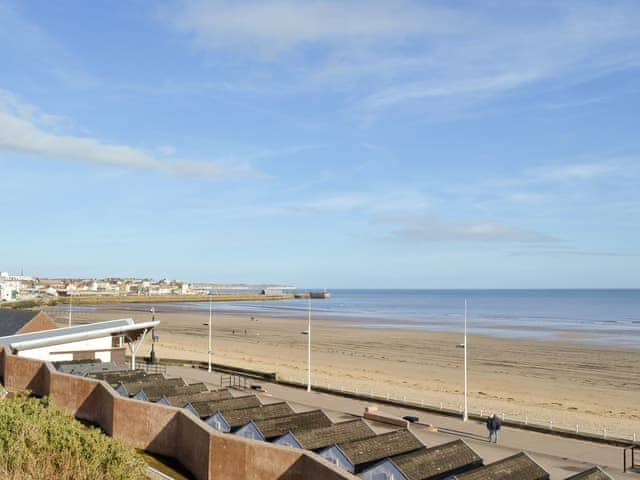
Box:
206;402;294;433
234;410;333;442
133;382;208;402
273;418;375;451
317;428;423;473
92;370;159;386
564;466;613;480
190;395;262;418
115;377;185;397
162;389;232;407
361;439;483;480
454;452;549;480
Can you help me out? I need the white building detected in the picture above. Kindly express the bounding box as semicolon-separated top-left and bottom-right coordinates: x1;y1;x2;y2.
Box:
0;318;159;367
0;281;20;302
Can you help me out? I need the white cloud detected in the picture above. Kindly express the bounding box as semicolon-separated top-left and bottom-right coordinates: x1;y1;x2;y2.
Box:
161;1;640;117
282;190;429;214
165;1;460;56
374;215;555;243
0;90;258;179
530;162;621;182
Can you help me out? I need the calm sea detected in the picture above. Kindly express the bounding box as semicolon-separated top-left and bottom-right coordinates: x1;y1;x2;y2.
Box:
83;290;640;347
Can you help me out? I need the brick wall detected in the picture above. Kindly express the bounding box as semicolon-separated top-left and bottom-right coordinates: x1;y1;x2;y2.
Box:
0;347;356;480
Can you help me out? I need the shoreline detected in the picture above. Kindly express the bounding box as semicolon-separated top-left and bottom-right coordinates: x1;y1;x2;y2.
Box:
51;301;640;349
47;305;640;439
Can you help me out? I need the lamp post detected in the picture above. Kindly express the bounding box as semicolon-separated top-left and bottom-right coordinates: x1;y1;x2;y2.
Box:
463;298;468;422
456;299;469;422
68;293;72;327
307;294;311;392
150;307;157;364
208;289;213;373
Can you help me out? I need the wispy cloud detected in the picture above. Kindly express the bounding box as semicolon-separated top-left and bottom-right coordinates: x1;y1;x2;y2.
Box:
529;162;623;182
373;215;555;243
0;90;259;179
510;249;635;257
164;1;460;57
281;190;429;214
162;1;640;119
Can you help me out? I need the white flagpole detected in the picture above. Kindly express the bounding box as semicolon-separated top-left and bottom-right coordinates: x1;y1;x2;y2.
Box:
463;298;469;422
307;294;311;392
208;290;213;372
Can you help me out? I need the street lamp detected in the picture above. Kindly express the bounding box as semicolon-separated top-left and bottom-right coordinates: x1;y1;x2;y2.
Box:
307;294;311;392
456;298;469;422
150;307;157;364
208;289;214;373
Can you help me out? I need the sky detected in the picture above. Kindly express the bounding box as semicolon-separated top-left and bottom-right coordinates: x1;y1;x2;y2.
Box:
1;0;639;288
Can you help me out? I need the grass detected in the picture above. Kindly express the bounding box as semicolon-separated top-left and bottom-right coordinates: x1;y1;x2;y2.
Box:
0;394;147;480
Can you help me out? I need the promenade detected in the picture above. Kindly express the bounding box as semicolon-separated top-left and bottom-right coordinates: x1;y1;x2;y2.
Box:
166;365;637;480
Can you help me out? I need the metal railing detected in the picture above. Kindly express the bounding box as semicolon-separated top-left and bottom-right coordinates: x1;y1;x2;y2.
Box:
286;375;638;445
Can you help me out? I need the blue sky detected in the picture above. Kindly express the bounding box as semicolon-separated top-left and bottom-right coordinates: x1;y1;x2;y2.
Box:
1;1;639;288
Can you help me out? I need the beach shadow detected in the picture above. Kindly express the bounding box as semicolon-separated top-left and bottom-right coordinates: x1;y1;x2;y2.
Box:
437;427;492;442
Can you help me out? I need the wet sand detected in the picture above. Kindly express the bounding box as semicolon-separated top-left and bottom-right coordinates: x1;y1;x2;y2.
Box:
53;307;640;438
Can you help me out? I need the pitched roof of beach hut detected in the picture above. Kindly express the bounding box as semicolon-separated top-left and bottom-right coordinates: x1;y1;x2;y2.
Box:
190;395;261;417
251;409;333;440
391;439;483;480
116;377;185;397
285;418;376;451
165;389;232;407
564;466;613;480
221;402;295;429
337;428;424;472
134;382;208;402
455;452;549;480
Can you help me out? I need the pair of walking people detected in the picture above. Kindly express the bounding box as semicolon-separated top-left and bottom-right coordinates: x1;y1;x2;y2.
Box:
486;413;502;443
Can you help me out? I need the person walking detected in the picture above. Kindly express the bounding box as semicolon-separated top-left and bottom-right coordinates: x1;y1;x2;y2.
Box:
486;413;501;443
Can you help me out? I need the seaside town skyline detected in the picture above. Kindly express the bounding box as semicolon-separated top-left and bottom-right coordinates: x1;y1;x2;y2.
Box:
2;1;639;289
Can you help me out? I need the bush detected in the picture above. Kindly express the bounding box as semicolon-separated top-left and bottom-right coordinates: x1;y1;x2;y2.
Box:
0;395;146;480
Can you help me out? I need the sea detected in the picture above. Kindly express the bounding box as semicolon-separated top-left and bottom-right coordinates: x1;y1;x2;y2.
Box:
91;289;640;348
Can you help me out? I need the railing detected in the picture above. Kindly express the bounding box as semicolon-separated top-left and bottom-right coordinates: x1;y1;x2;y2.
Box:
220;374;249;389
283;375;638;445
138;363;167;375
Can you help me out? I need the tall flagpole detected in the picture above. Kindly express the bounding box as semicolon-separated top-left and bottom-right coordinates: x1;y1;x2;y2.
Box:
463;298;469;422
307;294;311;392
208;290;213;372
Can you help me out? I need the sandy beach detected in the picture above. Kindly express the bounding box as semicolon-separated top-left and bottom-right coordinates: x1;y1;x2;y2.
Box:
51;306;640;439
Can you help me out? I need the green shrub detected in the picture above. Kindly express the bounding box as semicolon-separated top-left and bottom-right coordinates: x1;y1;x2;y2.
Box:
0;395;146;480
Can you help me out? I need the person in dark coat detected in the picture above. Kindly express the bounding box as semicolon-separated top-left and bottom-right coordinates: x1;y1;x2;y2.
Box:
486;413;501;443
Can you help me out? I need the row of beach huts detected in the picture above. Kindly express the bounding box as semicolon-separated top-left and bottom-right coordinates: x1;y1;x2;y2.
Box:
57;360;614;480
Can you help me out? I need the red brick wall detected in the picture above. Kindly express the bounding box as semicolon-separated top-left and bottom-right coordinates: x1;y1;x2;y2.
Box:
0;347;356;480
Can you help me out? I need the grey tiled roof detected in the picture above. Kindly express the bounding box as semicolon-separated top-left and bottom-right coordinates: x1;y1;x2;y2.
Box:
0;310;40;337
253;410;333;439
56;361;126;376
565;467;613;480
119;377;185;395
455;453;549;480
221;402;294;428
392;439;482;480
191;395;261;417
92;370;158;386
166;389;232;407
339;428;423;469
294;419;376;451
138;382;208;402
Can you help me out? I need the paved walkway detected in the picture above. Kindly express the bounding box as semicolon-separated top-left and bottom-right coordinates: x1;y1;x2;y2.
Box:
166;365;638;480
